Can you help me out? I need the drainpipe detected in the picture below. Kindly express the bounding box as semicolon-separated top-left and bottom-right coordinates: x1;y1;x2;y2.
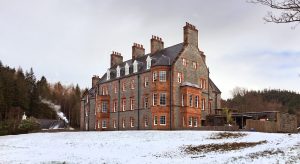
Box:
95;93;97;131
118;79;120;131
81;99;85;131
137;74;140;130
170;67;172;130
215;93;217;114
88;100;90;131
208;67;210;114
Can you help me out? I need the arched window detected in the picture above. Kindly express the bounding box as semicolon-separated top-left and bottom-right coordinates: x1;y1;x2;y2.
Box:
116;65;120;77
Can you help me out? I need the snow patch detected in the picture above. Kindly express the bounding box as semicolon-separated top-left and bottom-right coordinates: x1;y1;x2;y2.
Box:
0;131;299;163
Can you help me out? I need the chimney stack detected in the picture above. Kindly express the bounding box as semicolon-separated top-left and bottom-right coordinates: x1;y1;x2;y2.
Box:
183;22;198;47
92;75;100;88
111;51;123;67
151;35;164;54
132;43;145;60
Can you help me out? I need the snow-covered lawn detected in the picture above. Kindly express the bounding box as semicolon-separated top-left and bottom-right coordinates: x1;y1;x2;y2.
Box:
0;131;299;163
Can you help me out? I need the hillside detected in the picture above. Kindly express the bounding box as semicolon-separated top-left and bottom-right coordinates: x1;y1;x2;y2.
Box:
223;88;300;125
0;131;299;163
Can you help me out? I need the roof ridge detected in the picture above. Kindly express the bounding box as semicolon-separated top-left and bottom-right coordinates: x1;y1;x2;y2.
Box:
109;42;183;69
99;42;184;84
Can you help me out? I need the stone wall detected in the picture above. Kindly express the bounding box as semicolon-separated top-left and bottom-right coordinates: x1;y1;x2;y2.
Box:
198;125;239;131
172;44;209;128
277;113;297;133
245;113;297;133
80;100;84;130
97;71;153;131
88;98;96;131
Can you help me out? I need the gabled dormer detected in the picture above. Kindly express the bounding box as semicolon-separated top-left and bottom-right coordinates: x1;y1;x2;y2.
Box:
116;65;120;78
146;55;151;70
125;63;129;75
133;60;138;73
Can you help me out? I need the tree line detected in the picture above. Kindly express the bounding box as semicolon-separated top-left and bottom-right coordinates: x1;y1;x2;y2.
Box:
224;87;300;113
223;87;300;124
0;60;82;128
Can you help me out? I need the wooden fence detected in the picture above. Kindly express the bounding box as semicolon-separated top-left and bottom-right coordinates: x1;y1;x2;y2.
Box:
245;120;277;133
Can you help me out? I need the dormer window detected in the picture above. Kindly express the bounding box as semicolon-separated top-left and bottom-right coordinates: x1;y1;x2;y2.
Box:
116;65;120;77
133;60;138;73
146;56;151;69
106;69;110;80
125;63;129;75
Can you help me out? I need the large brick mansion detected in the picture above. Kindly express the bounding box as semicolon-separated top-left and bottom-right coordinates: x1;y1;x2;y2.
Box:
80;22;221;131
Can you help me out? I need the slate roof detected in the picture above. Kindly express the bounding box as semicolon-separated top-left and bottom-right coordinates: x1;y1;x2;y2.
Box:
97;42;221;95
99;43;184;84
82;88;96;99
181;82;200;89
181;79;221;94
88;88;96;98
37;119;66;129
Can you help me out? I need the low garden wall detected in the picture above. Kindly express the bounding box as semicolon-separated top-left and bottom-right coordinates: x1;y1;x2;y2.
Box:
198;125;239;131
245;113;297;133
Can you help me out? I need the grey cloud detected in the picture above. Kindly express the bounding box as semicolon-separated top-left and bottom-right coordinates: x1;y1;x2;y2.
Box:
0;0;299;99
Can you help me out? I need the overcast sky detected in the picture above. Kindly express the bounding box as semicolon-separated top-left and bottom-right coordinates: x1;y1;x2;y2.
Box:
0;0;299;99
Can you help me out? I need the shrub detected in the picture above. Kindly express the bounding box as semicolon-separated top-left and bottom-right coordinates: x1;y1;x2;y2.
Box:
0;120;20;136
0;121;9;136
17;117;41;134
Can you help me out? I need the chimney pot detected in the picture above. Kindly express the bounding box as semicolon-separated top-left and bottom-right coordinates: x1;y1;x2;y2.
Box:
184;22;198;47
132;42;145;60
111;51;123;67
151;35;164;54
92;75;100;88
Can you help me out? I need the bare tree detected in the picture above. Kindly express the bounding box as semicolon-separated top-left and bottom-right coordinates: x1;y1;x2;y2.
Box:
250;0;300;25
231;87;248;97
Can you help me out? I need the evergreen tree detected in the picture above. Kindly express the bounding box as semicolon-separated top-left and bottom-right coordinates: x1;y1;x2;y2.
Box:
29;85;40;118
2;68;16;119
0;62;82;129
13;68;30;110
25;68;38;117
25;68;36;92
0;76;5;120
37;76;50;99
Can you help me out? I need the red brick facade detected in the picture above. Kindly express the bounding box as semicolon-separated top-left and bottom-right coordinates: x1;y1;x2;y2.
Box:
80;23;222;131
